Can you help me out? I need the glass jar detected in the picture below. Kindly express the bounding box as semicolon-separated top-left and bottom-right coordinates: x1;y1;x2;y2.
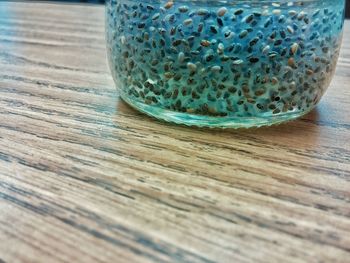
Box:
106;0;345;128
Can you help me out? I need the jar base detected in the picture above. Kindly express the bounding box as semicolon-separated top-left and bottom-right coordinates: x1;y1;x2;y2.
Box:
120;94;313;129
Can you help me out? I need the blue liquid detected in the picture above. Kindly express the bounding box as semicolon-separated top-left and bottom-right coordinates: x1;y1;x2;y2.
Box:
106;0;344;127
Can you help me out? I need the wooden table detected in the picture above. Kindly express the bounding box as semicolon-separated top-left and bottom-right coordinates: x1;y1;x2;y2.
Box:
0;2;349;262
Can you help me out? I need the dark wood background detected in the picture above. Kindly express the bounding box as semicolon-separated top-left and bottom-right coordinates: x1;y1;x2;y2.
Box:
37;0;350;18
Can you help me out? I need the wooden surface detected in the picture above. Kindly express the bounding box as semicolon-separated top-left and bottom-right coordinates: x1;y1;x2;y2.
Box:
0;2;350;262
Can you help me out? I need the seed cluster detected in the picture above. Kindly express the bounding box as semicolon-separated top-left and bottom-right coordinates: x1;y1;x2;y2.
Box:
106;0;343;118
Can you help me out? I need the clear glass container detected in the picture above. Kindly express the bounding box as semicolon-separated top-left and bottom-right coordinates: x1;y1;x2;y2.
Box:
106;0;345;128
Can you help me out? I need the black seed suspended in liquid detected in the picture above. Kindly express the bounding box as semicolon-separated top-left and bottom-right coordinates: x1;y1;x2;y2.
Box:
244;14;254;23
264;17;272;28
197;8;209;16
178;6;188;13
138;23;145;29
280;30;286;38
274;39;283;46
198;23;204;33
239;30;248;38
249;37;259;46
270;31;277;39
210;25;218;34
234;9;244;15
249;57;259;63
217;18;224;27
205;54;214;62
172;39;181;46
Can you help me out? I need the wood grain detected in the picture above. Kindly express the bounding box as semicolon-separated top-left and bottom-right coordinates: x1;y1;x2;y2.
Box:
0;2;350;263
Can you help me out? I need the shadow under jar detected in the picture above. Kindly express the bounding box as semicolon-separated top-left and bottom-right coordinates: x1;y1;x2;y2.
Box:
106;0;345;128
